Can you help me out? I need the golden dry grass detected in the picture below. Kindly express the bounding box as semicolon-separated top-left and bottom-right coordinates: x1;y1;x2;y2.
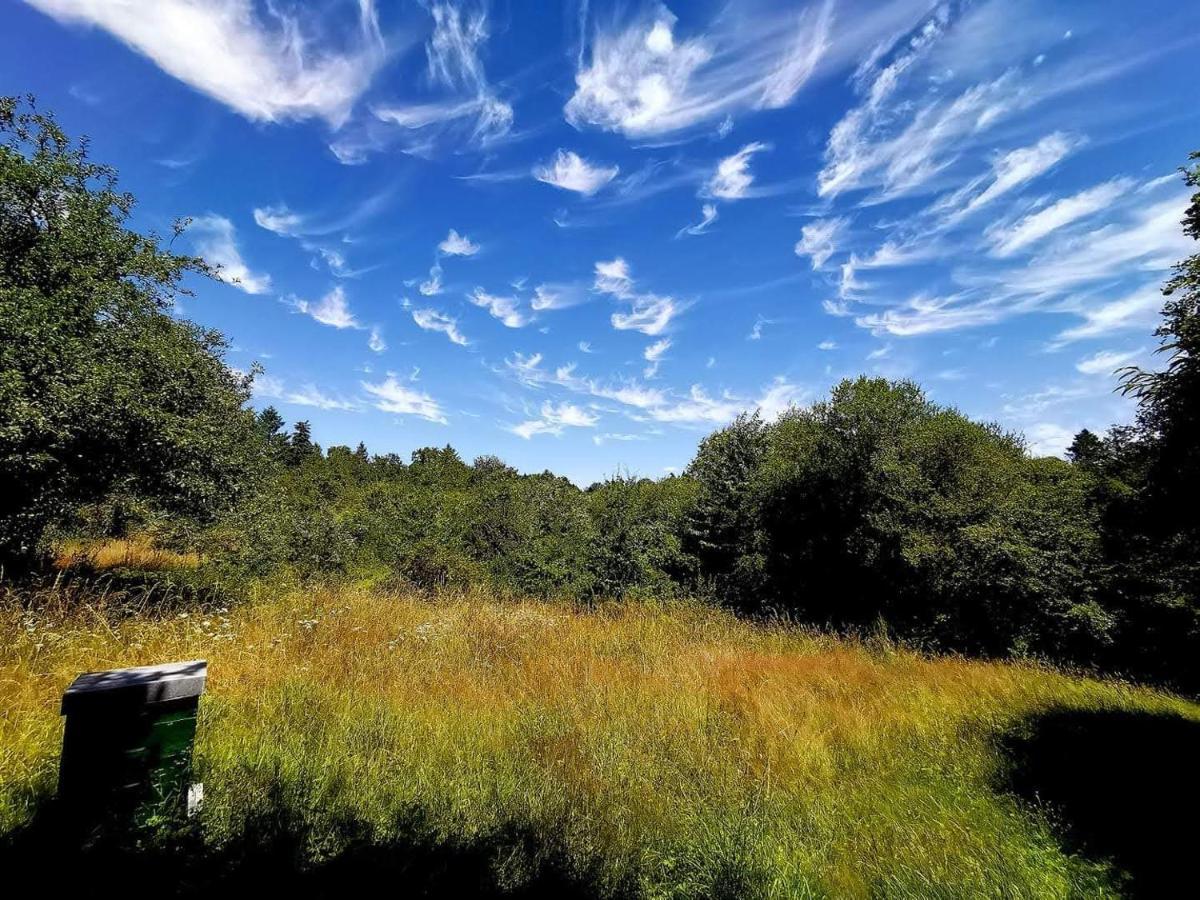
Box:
2;584;1196;896
53;537;201;572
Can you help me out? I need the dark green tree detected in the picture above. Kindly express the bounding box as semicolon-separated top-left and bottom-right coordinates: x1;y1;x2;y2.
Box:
0;97;261;568
288;421;316;465
1119;152;1200;541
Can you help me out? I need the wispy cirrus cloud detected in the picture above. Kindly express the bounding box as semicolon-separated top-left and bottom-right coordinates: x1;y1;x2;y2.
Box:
469;288;529;327
253;374;361;412
643;337;672;377
411;307;469;346
362;374;447;424
26;0;385;126
1051;283;1165;346
438;228;480;257
986;177;1133;257
253;204;304;237
703;142;768;199
930;132;1081;225
509;401;599;439
418;263;444;296
676;203;719;238
372;0;511;148
189;214;270;294
530;283;587;311
287;285;359;329
503;353;805;428
593;257;681;336
845;173;1188;340
332;1;512;163
368;326;386;354
533;150;619;195
1076;347;1143;376
794;217;847;269
566;0;840;138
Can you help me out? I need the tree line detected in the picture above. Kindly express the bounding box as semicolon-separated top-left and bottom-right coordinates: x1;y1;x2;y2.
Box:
2;98;1197;689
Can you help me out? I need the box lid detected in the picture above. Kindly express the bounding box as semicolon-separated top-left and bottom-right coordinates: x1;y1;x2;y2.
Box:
61;660;207;715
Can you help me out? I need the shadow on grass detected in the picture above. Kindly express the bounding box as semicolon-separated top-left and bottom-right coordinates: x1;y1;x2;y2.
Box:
0;796;615;898
1000;707;1200;898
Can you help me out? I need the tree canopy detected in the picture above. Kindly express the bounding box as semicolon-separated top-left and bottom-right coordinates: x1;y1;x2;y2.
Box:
0;97;261;567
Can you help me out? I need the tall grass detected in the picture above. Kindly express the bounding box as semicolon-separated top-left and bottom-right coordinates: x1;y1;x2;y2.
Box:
2;583;1196;896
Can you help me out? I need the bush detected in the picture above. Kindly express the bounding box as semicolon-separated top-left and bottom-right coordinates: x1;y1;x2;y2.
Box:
688;378;1113;660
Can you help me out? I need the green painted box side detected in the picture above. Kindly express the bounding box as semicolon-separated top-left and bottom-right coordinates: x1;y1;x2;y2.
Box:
59;697;200;822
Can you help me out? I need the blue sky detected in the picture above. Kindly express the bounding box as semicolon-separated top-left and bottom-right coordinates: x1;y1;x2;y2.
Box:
5;0;1198;484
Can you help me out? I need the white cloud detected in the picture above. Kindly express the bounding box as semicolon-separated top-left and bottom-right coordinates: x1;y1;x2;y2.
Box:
855;291;1014;337
644;338;672;362
253;204;303;237
254;374;359;412
1053;284;1164;345
1076;347;1142;376
419;263;444;296
533;150;619;196
469;288;528;328
411;308;469;346
648;377;805;426
531;283;586;311
504;352;803;430
795;217;847;269
406;1;510;138
361;375;447;424
594;258;634;296
612;296;677;336
643;337;672;378
368;326;386;354
677;203;719;238
1002;383;1093;419
27;0;384;126
593;257;680;336
289;285;359;330
565;1;837;137
987;178;1132;257
704;142;768;200
438;229;479;257
758;0;835;108
812;0;1096;205
818;340;838;350
504;351;547;387
372;94;513;148
189;214;270;294
755;376;807;421
850;181;1188;339
593;432;646;445
426;2;486;86
818;6;957;198
1025;422;1076;458
347;2;511;159
510;401;599;439
933;132;1081;225
994;193;1190;297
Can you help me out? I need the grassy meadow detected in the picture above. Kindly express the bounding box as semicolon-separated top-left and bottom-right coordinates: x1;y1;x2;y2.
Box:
3;559;1197;897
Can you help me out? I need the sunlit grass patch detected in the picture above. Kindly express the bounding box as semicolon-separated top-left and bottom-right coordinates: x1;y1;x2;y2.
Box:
2;585;1196;896
54;536;201;573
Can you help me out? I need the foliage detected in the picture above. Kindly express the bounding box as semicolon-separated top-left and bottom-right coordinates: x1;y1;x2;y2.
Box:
1062;151;1200;689
0;97;262;568
687;379;1112;660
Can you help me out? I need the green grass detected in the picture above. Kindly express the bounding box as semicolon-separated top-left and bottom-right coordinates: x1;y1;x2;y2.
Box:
2;582;1196;896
